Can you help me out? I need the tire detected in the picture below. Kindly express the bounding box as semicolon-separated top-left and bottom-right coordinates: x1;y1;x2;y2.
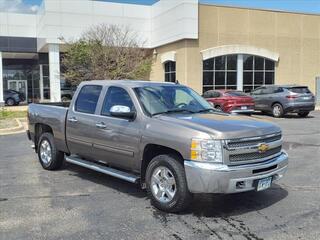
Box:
215;105;223;111
298;111;309;117
146;154;192;213
5;98;15;106
37;132;64;170
61;96;71;102
272;103;284;118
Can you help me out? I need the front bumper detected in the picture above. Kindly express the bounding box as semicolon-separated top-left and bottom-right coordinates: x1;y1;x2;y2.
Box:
230;109;255;114
184;151;288;193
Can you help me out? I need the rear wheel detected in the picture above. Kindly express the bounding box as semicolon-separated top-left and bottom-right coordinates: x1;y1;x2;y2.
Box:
61;96;71;102
5;98;15;106
37;132;64;170
146;154;192;213
272;103;284;118
298;111;309;117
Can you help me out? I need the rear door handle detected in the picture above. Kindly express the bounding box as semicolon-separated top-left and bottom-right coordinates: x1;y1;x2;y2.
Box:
96;122;107;129
68;117;78;123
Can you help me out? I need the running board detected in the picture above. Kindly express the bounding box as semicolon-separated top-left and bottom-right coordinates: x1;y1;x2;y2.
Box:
65;156;140;184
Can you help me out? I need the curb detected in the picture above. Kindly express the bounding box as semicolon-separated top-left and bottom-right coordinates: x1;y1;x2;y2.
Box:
0;118;27;136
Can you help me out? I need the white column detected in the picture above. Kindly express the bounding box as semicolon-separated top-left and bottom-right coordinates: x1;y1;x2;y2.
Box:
237;54;243;91
0;52;4;106
49;44;61;102
39;64;44;101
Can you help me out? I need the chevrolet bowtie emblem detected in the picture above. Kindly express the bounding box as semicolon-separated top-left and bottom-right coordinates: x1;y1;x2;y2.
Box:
258;143;269;153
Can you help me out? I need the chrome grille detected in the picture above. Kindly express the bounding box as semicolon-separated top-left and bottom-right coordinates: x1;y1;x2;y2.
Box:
225;132;282;165
229;146;282;162
227;133;282;149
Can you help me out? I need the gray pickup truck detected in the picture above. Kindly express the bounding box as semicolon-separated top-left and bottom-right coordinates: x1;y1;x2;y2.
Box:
27;80;288;212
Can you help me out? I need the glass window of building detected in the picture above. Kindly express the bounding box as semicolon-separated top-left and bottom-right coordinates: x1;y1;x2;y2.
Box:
243;55;275;93
203;54;237;93
203;54;275;93
164;61;176;83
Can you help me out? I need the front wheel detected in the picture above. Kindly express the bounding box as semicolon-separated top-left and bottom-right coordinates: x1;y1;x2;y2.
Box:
6;98;15;106
37;132;64;170
298;111;309;117
146;154;192;213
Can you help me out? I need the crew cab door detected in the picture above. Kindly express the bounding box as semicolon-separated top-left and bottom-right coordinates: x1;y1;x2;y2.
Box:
66;85;103;160
91;86;141;171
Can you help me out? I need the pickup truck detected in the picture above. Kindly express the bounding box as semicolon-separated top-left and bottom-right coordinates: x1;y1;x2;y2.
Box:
27;80;288;212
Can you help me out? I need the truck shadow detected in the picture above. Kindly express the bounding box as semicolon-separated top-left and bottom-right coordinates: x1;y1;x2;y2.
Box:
183;185;288;217
65;163;146;199
251;112;315;119
65;162;288;217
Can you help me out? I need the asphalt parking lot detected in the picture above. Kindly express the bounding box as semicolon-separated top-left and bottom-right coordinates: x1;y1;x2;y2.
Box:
1;111;320;240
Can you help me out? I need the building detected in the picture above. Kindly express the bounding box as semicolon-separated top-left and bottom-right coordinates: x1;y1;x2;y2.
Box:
0;0;320;105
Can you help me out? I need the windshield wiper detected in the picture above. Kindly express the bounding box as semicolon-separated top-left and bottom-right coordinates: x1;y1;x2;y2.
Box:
194;108;215;113
152;109;195;117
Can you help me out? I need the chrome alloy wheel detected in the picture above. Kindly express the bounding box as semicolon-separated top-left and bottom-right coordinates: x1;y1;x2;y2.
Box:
273;105;281;117
151;166;177;203
39;140;52;164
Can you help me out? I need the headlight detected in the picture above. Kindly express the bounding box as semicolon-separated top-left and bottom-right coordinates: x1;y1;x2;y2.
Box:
190;138;223;163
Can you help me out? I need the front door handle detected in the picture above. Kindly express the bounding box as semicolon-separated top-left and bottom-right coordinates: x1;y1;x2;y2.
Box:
68;117;78;123
96;122;107;129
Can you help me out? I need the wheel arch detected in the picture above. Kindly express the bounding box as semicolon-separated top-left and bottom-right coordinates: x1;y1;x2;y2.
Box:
34;123;53;153
140;144;184;184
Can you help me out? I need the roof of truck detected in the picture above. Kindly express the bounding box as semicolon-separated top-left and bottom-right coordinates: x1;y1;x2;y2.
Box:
82;80;179;88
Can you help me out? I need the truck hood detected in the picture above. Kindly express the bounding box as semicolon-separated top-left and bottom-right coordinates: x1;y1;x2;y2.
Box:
156;113;281;139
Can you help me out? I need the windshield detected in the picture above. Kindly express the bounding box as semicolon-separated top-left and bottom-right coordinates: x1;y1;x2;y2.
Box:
225;91;248;97
134;85;214;116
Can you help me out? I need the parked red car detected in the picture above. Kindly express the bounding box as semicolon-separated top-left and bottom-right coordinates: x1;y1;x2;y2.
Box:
202;90;255;114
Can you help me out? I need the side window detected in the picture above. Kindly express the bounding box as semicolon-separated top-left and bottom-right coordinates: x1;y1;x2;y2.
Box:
75;85;102;114
252;87;263;95
274;87;284;93
101;87;134;116
262;87;274;94
213;91;221;98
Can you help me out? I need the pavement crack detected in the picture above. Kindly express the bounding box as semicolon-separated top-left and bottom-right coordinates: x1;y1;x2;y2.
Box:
4;193;90;200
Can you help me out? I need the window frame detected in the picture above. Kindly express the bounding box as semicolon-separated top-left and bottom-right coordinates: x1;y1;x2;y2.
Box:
74;84;103;115
164;61;176;83
203;55;238;92
100;86;136;118
243;55;275;92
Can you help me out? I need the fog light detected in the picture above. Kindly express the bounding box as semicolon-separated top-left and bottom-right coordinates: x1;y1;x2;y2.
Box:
236;181;245;189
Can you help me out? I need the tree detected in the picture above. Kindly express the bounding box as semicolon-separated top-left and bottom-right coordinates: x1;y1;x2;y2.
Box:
62;24;152;86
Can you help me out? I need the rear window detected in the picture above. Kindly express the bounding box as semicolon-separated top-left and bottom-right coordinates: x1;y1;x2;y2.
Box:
287;87;311;94
203;90;220;98
75;85;102;114
225;91;248;97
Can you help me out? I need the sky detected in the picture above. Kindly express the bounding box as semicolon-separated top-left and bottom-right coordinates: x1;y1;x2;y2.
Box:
1;0;320;14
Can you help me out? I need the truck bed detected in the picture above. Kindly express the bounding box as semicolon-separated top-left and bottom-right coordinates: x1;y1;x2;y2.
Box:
28;103;69;153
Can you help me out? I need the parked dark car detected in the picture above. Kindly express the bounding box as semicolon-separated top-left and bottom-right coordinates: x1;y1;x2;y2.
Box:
202;90;255;114
251;85;315;118
3;89;25;106
60;80;77;102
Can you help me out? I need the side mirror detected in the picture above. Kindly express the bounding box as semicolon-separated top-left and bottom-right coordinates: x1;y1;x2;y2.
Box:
110;105;136;120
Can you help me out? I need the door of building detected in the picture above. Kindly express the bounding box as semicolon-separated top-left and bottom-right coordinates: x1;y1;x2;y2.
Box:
8;80;28;103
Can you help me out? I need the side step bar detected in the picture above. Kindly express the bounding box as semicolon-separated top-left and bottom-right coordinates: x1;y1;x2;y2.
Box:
65;155;140;184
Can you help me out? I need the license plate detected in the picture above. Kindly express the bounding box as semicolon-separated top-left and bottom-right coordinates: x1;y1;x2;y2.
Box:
302;96;311;100
257;177;272;191
241;106;248;110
